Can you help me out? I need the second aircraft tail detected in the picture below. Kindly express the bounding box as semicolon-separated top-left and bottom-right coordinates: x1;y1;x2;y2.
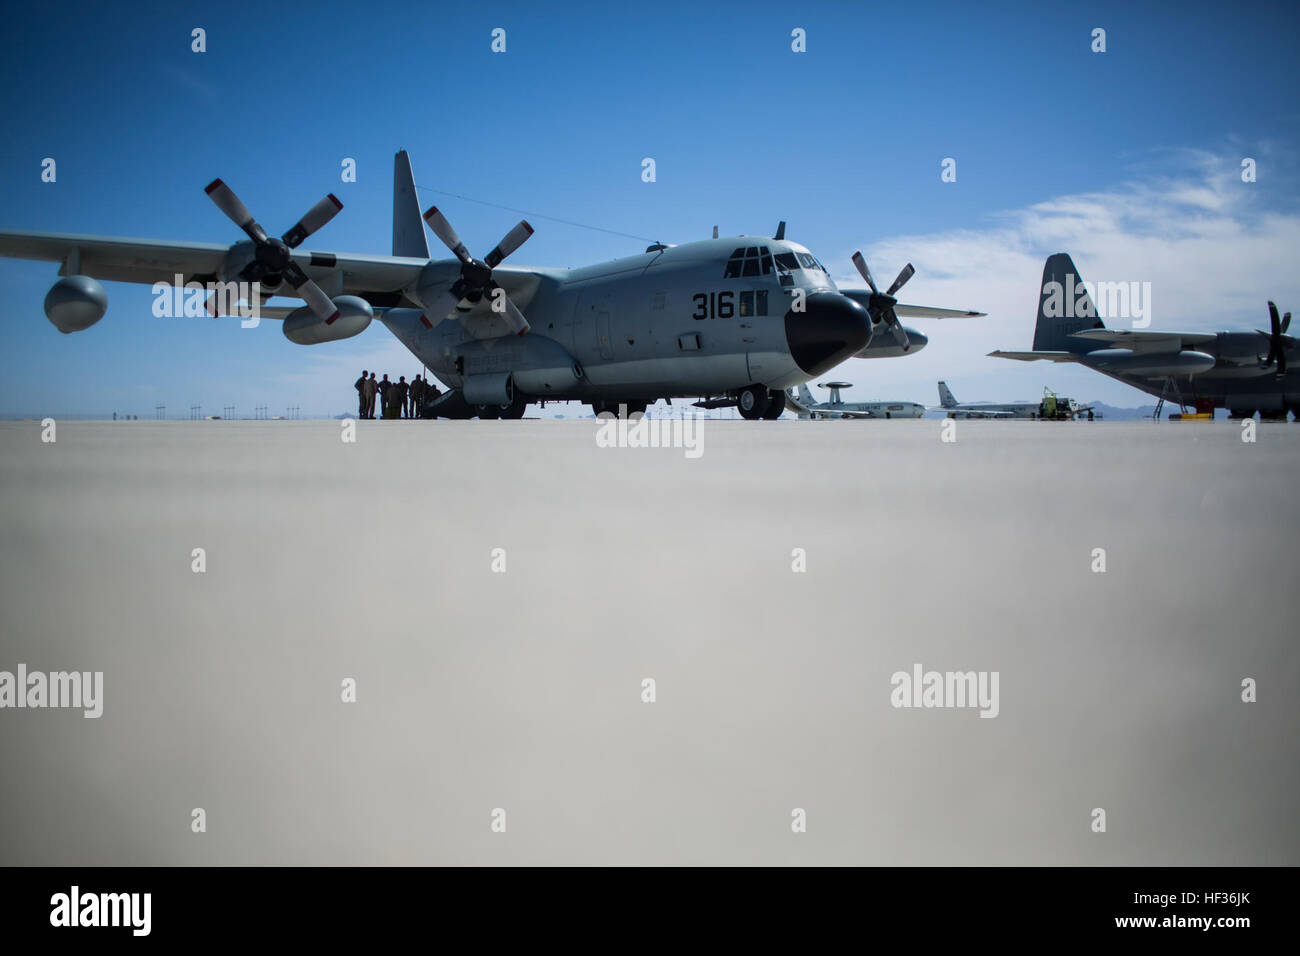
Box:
392;150;430;259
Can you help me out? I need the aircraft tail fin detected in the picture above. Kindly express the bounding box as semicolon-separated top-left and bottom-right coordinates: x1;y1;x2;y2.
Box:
797;383;815;406
937;380;958;408
393;150;430;259
1032;253;1104;353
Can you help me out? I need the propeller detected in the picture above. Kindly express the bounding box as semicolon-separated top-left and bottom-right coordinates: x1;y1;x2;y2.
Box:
851;252;915;350
419;206;534;335
1259;301;1292;378
204;179;344;323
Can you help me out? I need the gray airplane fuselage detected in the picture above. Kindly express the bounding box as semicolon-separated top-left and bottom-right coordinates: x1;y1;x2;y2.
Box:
381;238;882;404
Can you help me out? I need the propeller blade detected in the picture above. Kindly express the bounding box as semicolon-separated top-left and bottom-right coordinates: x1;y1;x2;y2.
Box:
418;289;461;330
850;252;878;293
886;262;915;297
1284;312;1292;334
282;194;343;248
885;309;910;351
1269;301;1281;335
204;179;267;244
283;261;340;325
484;221;534;269
501;294;530;336
422;206;471;263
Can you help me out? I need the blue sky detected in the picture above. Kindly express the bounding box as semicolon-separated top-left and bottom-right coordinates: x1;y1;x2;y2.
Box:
2;0;1298;416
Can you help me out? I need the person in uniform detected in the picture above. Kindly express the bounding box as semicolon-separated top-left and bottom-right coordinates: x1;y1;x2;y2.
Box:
378;374;392;418
410;375;426;418
396;376;410;418
355;370;368;419
364;372;378;418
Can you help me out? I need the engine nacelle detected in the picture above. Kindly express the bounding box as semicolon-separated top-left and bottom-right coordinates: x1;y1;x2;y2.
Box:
44;275;107;333
282;295;373;345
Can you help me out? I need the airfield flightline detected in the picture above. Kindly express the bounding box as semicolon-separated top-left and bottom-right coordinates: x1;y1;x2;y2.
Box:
0;420;1296;865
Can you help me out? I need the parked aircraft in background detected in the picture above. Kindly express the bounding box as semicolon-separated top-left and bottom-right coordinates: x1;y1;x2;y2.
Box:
990;253;1297;420
933;381;1039;419
789;383;924;419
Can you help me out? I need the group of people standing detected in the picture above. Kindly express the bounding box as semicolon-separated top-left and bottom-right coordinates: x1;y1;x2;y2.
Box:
354;370;442;420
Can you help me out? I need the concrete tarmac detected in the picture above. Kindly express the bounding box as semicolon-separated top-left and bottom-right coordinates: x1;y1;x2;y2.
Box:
0;418;1296;865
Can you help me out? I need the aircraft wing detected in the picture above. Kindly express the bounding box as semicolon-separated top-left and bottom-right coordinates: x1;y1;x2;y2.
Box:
892;304;986;319
1068;329;1218;351
0;230;429;303
987;350;1081;362
840;290;985;318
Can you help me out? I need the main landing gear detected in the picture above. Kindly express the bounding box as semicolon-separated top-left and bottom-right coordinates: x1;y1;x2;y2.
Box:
737;385;787;420
590;400;648;418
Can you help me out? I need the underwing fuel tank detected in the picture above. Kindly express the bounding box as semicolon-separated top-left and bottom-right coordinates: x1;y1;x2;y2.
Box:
1084;348;1216;377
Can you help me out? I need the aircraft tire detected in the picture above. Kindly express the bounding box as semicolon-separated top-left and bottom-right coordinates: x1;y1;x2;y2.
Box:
476;405;501;420
761;389;785;419
737;385;769;420
500;393;528;419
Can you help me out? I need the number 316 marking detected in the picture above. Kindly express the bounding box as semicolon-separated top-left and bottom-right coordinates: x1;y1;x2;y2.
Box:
692;291;733;319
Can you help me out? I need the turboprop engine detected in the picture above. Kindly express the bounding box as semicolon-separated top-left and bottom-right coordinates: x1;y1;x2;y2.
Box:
282;295;373;345
44;275;108;333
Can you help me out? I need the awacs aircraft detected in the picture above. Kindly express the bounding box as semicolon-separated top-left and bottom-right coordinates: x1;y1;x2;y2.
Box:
0;150;985;420
933;380;1037;419
788;382;924;419
990;253;1298;420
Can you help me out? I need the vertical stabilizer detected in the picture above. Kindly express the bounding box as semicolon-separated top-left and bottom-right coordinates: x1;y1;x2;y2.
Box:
1033;253;1104;353
937;381;958;408
393;150;430;259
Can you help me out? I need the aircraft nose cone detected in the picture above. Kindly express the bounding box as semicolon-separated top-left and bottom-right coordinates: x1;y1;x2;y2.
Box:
784;292;873;376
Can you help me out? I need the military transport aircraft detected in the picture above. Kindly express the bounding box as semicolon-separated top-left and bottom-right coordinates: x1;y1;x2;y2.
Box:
788;382;925;419
990;253;1298;420
933;380;1035;419
0;150;986;420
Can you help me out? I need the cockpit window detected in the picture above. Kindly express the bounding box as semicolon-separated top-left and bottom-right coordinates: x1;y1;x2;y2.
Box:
796;252;818;270
724;245;774;279
773;252;799;272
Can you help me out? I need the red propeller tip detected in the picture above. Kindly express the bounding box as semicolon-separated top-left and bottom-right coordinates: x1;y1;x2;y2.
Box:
324;311;341;326
204;179;223;193
328;194;342;210
419;315;433;329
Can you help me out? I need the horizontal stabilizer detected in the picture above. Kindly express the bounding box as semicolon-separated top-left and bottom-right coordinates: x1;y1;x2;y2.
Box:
987;350;1080;363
